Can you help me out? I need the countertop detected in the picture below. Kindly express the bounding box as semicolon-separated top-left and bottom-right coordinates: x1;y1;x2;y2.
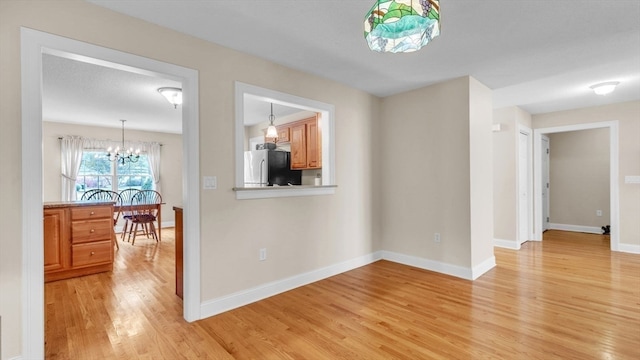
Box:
43;200;115;209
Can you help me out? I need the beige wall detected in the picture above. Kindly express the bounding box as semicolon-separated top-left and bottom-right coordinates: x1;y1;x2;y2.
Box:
493;106;532;243
533;101;640;246
42;121;183;225
548;129;610;228
377;77;494;270
0;1;378;358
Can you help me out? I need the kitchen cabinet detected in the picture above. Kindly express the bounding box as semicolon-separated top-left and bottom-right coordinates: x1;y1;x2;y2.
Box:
290;115;322;170
276;125;290;143
44;202;115;282
44;208;68;273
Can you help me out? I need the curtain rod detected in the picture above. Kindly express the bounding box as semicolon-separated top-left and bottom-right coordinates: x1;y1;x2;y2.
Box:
57;136;163;146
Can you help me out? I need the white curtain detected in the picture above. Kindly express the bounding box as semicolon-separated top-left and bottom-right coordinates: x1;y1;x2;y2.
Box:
60;136;85;201
147;142;162;194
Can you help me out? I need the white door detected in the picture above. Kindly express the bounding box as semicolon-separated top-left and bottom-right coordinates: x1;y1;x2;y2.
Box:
518;130;531;244
541;135;550;231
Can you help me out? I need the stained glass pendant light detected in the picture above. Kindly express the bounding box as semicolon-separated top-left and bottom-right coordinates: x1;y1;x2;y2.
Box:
364;0;440;53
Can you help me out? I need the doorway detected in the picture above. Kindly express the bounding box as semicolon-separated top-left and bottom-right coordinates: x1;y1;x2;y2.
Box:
533;121;619;250
21;28;201;359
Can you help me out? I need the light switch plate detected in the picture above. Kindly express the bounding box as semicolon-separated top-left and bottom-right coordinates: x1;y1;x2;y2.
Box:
624;175;640;184
203;176;217;190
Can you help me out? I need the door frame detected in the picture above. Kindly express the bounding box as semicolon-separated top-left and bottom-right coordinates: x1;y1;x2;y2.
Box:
533;121;619;250
517;125;534;244
540;135;550;232
21;28;201;359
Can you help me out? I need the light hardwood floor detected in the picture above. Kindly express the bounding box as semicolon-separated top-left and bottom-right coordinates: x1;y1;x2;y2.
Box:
45;230;640;359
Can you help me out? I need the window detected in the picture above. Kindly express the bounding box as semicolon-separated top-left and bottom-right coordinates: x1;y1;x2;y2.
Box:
234;82;336;199
76;150;154;198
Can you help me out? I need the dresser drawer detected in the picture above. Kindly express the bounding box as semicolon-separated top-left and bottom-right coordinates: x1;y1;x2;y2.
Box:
72;241;113;267
71;219;113;243
70;206;112;221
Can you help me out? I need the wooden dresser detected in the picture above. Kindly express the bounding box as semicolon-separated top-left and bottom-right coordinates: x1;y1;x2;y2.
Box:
44;201;115;282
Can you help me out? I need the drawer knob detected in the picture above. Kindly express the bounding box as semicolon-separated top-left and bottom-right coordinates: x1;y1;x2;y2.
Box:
90;211;95;215
91;251;95;255
90;229;95;233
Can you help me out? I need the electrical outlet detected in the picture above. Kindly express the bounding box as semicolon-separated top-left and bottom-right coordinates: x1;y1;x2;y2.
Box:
434;233;441;243
259;248;267;261
596;210;603;217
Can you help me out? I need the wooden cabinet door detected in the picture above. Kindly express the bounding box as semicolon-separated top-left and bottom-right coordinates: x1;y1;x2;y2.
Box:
44;208;67;272
277;126;290;143
290;122;307;169
306;118;321;169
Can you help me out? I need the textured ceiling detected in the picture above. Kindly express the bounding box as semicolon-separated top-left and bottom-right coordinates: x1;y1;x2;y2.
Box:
45;1;640;133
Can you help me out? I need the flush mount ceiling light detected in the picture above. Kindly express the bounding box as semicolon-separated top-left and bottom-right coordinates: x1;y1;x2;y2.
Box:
589;82;620;96
158;87;182;108
364;0;440;53
265;103;278;140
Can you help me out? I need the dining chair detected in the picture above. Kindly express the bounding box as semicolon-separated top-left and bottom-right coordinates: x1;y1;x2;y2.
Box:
119;188;141;242
128;190;163;245
86;190;122;249
80;188;103;200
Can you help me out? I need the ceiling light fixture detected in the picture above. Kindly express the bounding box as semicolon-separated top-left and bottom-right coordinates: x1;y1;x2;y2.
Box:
158;87;183;108
364;0;440;53
589;82;619;96
265;103;278;140
106;119;140;165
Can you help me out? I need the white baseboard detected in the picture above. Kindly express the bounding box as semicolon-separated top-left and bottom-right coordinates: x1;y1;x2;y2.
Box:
618;243;640;254
199;250;501;321
494;238;520;250
472;256;497;280
114;221;175;233
549;223;602;234
200;252;383;318
380;251;495;280
161;221;175;228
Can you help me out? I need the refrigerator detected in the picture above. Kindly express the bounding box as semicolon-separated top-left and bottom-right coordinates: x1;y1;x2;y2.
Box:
244;149;302;187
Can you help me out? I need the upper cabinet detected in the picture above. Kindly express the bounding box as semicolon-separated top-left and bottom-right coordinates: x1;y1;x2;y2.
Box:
290;115;322;170
276;125;290;143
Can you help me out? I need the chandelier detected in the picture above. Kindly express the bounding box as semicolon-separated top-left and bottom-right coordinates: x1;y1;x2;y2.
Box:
106;119;140;165
364;0;440;53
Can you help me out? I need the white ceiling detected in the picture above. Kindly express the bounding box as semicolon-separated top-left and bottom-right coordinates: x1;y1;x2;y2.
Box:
45;1;640;134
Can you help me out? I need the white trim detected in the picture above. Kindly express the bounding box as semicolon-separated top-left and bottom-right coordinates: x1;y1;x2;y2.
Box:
618;243;640;254
540;134;551;233
533;121;619;252
548;223;602;234
161;221;176;228
21;28;201;359
471;256;497;280
20;27;44;360
494;238;521;250
200;250;501;320
380;251;493;280
201;252;382;318
234;82;336;198
234;185;336;199
517;125;534;243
